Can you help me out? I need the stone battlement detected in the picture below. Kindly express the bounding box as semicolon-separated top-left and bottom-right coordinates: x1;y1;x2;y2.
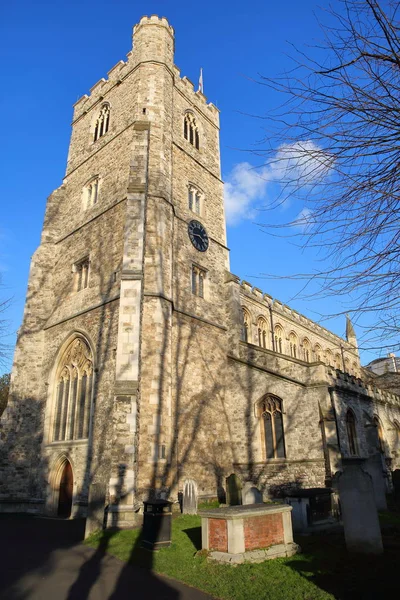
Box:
73;16;218;124
134;15;174;36
328;367;400;406
237;276;351;348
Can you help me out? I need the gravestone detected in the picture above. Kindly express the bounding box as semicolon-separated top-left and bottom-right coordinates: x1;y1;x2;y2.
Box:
182;479;198;514
335;457;383;554
242;482;263;505
226;473;242;506
364;453;387;510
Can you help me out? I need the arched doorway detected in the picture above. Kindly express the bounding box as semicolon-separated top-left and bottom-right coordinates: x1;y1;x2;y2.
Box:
58;460;73;518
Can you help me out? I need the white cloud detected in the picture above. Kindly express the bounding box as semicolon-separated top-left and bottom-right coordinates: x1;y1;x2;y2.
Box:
224;162;271;225
293;207;314;232
271;141;333;184
224;141;332;226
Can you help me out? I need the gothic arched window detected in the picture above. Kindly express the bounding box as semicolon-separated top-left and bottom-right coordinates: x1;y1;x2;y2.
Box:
373;416;385;453
325;349;333;367
52;337;94;442
303;338;311;362
334;353;341;370
184;113;199;149
188;184;202;215
242;308;251;343
346;409;358;455
257;318;268;349
274;325;283;354
259;395;286;459
289;332;298;358
93;104;110;142
83;177;99;209
314;344;322;362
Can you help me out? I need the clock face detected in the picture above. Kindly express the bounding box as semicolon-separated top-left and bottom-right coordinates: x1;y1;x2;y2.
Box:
188;220;209;252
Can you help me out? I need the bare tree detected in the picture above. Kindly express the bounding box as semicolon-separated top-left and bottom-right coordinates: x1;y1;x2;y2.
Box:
0;278;11;369
258;0;400;353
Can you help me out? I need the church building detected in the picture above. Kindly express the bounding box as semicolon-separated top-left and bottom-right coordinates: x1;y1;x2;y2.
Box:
1;16;400;532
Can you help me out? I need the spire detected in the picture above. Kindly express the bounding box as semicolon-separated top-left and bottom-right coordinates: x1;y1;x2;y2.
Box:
198;68;204;94
346;314;358;348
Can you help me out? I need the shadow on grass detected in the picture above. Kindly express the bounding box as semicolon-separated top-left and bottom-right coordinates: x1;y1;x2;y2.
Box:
183;526;202;551
288;527;400;600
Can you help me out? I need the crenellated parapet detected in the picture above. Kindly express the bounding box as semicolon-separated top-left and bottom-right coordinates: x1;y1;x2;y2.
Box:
327;367;400;408
72;15;219;126
236;276;353;351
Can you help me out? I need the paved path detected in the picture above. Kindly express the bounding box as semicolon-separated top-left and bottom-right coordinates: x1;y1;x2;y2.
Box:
0;515;214;600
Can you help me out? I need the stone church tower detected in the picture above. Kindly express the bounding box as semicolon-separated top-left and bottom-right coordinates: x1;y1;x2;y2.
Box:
2;16;400;531
0;16;229;529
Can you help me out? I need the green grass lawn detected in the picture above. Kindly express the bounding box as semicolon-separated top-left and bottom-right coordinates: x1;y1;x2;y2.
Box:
85;513;400;600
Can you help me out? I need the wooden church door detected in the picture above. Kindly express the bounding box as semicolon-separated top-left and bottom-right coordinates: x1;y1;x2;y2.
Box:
58;461;73;518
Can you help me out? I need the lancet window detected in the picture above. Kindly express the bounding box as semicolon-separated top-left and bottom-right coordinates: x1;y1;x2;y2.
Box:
52;337;94;442
346;409;358;455
242;308;251;342
188;185;202;215
83;177;99;209
259;395;286;459
258;318;268;349
274;325;283;353
289;332;298;358
314;344;322;362
334;353;341;370
325;349;333;367
303;338;311;362
373;416;385;453
93;104;110;142
192;265;206;298
184;113;200;149
74;258;90;292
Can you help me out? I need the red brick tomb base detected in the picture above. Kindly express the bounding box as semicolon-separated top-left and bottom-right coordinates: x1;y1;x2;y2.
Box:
198;504;299;564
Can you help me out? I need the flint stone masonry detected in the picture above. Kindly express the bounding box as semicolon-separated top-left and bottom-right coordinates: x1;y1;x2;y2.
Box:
199;504;299;563
2;15;400;533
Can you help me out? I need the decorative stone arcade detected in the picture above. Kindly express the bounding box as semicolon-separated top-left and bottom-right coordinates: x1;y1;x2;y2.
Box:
199;504;299;564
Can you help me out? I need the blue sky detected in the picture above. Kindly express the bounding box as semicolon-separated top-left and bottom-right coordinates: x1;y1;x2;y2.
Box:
0;0;388;373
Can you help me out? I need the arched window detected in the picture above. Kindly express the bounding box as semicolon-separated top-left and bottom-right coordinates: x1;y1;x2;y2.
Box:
93;104;110;142
325;349;333;367
242;308;251;343
334;353;341;370
259;395;286;459
257;318;268;349
346;409;358;455
184;113;199;149
83;177;99;209
344;357;350;374
314;344;322;362
188;184;202;215
373;416;385;453
352;362;358;377
303;338;311;362
274;325;283;354
52;337;94;442
289;332;298;358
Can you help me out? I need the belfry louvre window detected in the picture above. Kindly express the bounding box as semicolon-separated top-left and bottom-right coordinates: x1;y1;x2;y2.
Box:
93;104;110;142
259;395;286;459
52;337;94;441
184;113;200;149
191;265;206;298
74;258;89;291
